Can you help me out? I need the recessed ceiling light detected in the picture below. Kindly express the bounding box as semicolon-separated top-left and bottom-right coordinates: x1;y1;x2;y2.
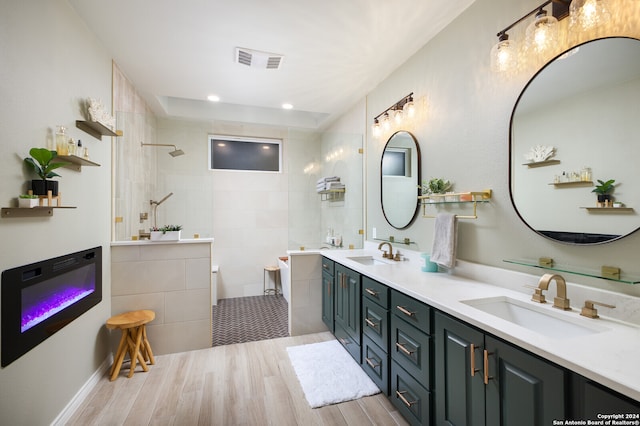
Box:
207;95;220;102
282;103;293;110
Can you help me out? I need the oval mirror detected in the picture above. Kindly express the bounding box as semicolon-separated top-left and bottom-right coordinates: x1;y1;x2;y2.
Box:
381;131;421;229
510;37;640;244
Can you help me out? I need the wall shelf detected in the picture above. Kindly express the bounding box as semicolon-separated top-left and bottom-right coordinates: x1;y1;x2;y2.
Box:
549;181;593;187
523;159;561;168
1;206;77;218
581;207;634;213
503;258;640;285
76;120;122;140
319;189;345;201
418;190;492;219
57;154;100;171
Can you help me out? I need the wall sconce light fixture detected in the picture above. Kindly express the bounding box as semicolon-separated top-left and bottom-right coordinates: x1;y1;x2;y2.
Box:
491;0;621;74
491;0;570;73
372;92;415;139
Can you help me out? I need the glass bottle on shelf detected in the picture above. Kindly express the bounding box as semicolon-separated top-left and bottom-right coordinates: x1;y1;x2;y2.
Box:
581;166;592;182
55;125;68;155
67;137;76;155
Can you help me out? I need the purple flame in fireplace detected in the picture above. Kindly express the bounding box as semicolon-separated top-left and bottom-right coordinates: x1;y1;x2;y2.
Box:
20;264;96;333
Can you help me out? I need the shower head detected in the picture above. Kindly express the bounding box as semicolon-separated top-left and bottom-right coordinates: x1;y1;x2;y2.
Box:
141;142;186;157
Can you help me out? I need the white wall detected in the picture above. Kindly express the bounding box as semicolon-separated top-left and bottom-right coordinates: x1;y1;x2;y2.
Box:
0;1;113;424
364;0;640;297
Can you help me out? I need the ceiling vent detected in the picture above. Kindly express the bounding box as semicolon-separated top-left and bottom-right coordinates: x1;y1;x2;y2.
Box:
235;47;283;70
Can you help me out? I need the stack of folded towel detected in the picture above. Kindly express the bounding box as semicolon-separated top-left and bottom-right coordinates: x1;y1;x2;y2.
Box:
316;176;345;192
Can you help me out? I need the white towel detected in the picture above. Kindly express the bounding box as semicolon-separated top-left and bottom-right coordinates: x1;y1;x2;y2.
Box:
430;213;457;269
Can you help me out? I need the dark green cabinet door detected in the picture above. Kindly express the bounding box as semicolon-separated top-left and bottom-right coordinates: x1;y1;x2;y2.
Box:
435;312;485;426
321;269;334;332
485;336;566;426
335;264;360;344
571;374;640;420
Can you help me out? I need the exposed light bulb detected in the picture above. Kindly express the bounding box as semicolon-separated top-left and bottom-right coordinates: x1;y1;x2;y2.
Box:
526;10;559;54
490;33;517;73
381;112;391;131
393;109;403;125
570;0;610;31
372;119;381;138
403;98;415;117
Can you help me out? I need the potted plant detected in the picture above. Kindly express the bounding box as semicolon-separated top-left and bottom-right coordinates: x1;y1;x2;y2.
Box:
150;225;183;241
421;178;452;201
592;179;615;206
18;193;40;208
23;148;68;196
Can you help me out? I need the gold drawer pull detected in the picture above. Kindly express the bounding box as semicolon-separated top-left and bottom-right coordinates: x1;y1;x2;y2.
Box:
483;349;493;385
470;343;480;377
365;317;379;329
396;390;417;408
339;338;351;345
396;342;415;356
365;288;379;297
396;305;415;317
365;357;380;369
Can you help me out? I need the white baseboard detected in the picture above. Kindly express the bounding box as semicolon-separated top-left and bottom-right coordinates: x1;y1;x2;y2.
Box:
50;356;111;426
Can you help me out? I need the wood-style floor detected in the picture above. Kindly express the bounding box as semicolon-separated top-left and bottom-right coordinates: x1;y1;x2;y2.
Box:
67;331;409;425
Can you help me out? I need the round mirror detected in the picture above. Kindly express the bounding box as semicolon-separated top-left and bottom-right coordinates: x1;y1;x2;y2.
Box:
381;131;421;229
510;37;640;244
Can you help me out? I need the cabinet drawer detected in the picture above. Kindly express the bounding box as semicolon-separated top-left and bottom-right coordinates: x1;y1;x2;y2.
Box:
363;298;389;350
334;323;361;364
391;314;431;387
362;276;389;308
391;290;431;334
362;334;389;395
321;257;334;275
391;360;431;426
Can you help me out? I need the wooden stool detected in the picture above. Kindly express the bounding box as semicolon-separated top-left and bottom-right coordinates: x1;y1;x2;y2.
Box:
263;266;281;296
106;310;155;381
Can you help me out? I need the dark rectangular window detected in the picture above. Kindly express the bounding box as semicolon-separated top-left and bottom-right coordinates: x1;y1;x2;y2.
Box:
209;135;282;172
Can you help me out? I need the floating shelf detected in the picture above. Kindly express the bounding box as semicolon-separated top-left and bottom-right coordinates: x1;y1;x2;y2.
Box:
523;159;561;168
318;189;345;201
57;154;100;171
581;207;634;213
549;181;593;187
374;237;415;246
1;206;76;218
76;120;122;140
418;190;492;219
503;258;640;285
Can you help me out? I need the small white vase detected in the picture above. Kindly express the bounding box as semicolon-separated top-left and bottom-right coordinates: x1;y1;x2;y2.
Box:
19;198;39;208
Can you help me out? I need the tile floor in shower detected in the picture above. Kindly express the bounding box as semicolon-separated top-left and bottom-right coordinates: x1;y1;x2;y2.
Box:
212;295;288;346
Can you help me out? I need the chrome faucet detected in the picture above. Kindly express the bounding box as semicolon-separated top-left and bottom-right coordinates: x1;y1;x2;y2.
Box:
531;273;571;310
378;242;394;259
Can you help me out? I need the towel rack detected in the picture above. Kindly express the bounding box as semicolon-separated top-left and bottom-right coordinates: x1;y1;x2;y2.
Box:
418;190;492;219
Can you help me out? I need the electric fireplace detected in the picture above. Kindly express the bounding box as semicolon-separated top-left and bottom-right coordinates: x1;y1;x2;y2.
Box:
2;246;102;367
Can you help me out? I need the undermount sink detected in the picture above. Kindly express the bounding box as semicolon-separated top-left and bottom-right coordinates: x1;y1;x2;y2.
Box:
347;256;392;266
461;296;608;338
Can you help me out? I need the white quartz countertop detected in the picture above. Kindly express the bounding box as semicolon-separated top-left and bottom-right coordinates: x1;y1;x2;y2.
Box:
318;248;640;402
111;238;214;246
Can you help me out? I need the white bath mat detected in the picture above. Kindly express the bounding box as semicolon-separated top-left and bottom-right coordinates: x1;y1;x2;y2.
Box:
286;339;380;408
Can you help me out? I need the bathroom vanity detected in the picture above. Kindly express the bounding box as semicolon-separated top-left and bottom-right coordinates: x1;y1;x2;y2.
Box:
111;238;214;355
317;245;640;424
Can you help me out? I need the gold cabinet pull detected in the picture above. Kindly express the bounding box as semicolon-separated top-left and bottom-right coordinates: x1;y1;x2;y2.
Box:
395;341;415;356
365;357;380;369
339;338;351;345
365;317;378;329
365;288;378;297
396;305;415;317
396;390;417;408
483;350;493;385
470;343;480;377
